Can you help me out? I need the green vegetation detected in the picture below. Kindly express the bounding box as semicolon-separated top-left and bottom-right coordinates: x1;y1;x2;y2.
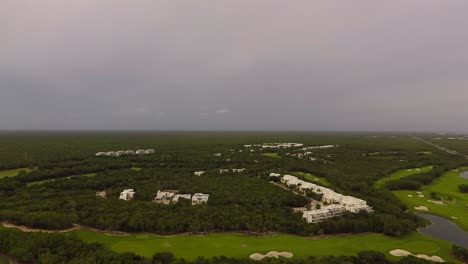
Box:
0;132;467;263
26;178;55;186
375;166;433;188
417;151;432;155
263;153;280;158
73;228;457;262
0;168;30;179
294;172;331;187
0;225;462;264
0;255;9;264
393;170;468;230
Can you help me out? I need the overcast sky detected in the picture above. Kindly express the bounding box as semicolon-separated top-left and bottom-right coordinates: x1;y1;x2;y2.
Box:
1;1;468;131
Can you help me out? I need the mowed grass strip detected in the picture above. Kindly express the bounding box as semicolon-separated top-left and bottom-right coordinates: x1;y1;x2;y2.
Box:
294;172;332;187
393;170;468;231
0;168;31;179
262;153;280;158
375;166;433;188
72;230;457;262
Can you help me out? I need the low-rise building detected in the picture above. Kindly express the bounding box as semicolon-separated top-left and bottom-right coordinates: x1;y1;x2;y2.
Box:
219;169;229;174
116;150;126;156
173;194;191;203
96;190;106;198
269;173;281;177
136;149;146;155
96;152;106;156
145;149;156;154
119;189;135;201
194;171;205;176
232;168;246;173
302;205;345;223
192;193;209;205
280;175;373;223
106;151;119;157
126;150;136;155
154;190;179;204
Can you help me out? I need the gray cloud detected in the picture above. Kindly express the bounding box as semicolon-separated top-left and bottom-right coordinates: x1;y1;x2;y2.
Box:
1;1;468;131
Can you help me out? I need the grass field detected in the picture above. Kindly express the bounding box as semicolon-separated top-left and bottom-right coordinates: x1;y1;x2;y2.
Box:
131;167;143;171
375;166;433;188
393;170;468;231
294;172;332;187
72;230;458;262
263;153;280;158
0;168;31;179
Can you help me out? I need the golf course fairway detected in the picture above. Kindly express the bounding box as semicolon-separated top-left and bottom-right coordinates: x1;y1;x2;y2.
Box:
393;169;468;231
72;229;458;262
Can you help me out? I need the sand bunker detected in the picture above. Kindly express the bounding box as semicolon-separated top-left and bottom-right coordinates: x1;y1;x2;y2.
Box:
408;195;413;197
414;206;429;211
389;249;444;263
417;192;422;194
249;251;293;260
417;195;425;198
427;200;446;206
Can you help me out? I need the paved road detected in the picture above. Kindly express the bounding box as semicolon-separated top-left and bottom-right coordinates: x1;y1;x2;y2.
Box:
413;136;468;158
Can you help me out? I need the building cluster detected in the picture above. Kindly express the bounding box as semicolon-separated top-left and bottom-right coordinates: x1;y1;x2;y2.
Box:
96;149;155;157
154;190;209;205
119;189;210;205
285;151;316;161
301;145;336;150
275;174;373;223
261;143;304;149
243;143;304;149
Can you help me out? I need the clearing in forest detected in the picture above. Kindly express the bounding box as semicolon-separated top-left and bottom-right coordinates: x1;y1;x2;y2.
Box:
293;172;332;187
375;166;433;188
0;168;31;179
263;153;280;158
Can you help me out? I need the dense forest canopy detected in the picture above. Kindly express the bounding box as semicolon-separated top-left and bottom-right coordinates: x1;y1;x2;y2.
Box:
0;132;466;263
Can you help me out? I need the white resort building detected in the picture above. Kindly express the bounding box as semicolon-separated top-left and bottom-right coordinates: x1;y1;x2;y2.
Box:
119;189;135;201
279;174;373;223
192;193;209;205
96;148;155;157
145;149;156;154
96;190;106;198
136;149;146;155
154;190;179;204
194;171;205;176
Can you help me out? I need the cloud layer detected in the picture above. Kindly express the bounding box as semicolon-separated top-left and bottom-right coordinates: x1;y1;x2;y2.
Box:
1;1;468;131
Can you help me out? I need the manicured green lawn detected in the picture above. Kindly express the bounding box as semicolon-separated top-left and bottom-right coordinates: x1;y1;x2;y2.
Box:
27;179;55;187
263;153;280;158
72;230;457;262
294;172;332;187
0;168;31;179
393;170;468;231
375;166;433;188
131;167;143;171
